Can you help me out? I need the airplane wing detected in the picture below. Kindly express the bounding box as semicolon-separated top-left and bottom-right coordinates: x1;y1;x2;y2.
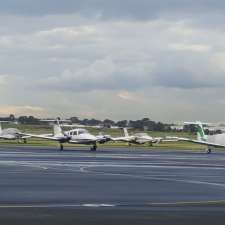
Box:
175;137;225;148
0;134;31;140
18;132;67;141
162;136;182;142
20;135;31;139
68;139;96;144
0;135;15;140
62;124;104;129
111;137;134;142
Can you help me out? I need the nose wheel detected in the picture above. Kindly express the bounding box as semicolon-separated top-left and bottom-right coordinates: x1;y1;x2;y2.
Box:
60;143;64;151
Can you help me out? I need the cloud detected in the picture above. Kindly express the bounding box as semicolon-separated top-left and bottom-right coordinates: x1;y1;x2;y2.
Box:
0;0;225;21
2;20;225;93
0;74;9;85
1;1;225;121
117;91;139;101
169;43;211;52
0;105;45;116
36;56;154;92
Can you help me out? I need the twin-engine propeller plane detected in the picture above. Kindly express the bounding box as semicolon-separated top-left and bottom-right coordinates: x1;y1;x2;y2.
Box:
19;119;109;151
62;124;112;144
111;128;162;145
0;121;30;143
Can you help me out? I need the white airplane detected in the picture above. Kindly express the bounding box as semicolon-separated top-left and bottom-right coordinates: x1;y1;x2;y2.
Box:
111;128;162;145
64;128;107;150
61;124;112;144
19;119;107;151
0;121;29;143
172;121;225;154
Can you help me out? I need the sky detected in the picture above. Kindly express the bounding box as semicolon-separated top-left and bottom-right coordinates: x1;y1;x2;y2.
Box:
0;0;225;122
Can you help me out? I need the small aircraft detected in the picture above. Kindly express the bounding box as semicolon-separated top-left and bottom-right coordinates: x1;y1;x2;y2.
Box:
19;119;109;151
172;121;225;154
64;128;107;150
0;121;29;143
111;128;162;145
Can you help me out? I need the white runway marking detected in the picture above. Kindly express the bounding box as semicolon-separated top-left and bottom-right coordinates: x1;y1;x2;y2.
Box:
0;203;116;208
80;166;225;189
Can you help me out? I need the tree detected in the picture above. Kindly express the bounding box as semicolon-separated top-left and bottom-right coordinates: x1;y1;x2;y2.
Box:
9;114;15;121
116;120;128;127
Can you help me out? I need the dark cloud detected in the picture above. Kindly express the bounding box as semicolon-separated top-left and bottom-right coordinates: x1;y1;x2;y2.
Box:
153;68;225;89
0;0;225;20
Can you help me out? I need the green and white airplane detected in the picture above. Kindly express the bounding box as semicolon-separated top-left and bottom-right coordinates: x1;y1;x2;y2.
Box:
174;121;225;153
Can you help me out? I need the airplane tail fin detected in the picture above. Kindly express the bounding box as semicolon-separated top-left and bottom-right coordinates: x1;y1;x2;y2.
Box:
0;121;9;135
41;118;69;137
123;128;129;137
184;121;207;141
53;124;63;137
53;118;64;136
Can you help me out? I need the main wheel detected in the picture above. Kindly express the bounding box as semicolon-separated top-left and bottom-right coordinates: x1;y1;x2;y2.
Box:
60;143;64;151
90;145;97;151
207;148;212;154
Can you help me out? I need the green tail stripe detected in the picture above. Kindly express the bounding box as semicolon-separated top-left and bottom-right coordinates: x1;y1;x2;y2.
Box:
197;126;204;137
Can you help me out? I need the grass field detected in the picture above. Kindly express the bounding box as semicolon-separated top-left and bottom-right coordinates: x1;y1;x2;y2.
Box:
0;124;206;150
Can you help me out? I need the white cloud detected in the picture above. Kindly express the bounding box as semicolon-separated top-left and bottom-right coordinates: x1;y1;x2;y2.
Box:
37;26;96;38
117;91;139;101
0;74;9;85
0;106;46;117
169;43;211;52
1;7;225;121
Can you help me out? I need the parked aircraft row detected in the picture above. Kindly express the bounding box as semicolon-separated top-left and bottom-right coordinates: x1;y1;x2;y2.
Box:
1;119;225;153
0;119;168;151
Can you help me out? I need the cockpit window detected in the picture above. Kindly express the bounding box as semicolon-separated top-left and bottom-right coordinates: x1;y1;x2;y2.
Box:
78;129;88;135
135;133;147;137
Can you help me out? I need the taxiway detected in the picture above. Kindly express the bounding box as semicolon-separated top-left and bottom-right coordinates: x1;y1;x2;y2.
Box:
0;146;225;224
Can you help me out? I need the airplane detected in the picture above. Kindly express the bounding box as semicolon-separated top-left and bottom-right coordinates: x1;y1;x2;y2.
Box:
111;128;162;145
171;121;225;154
19;119;108;151
61;124;112;144
0;121;30;143
64;128;109;150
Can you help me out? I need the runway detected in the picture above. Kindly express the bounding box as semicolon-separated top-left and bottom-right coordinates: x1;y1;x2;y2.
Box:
0;146;225;224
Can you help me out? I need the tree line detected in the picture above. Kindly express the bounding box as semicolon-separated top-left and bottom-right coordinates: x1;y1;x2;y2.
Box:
0;114;174;131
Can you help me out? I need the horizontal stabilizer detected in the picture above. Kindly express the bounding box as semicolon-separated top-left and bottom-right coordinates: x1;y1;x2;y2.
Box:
184;121;210;126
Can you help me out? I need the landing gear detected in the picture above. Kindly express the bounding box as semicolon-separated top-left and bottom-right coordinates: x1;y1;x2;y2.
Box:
148;142;153;147
207;148;212;154
90;144;97;151
23;139;27;144
60;143;64;151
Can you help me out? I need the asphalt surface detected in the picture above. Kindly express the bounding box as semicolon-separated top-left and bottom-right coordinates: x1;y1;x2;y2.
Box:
0;146;225;224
